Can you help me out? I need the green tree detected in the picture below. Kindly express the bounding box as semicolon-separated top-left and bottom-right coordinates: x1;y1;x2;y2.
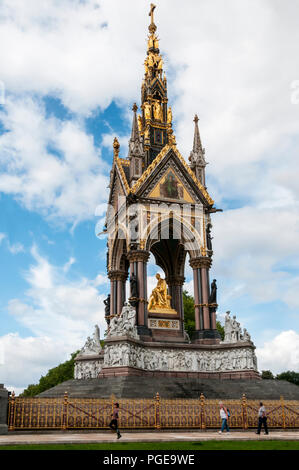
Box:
183;290;195;338
276;370;299;386
21;351;79;397
216;320;224;341
183;290;224;340
261;370;275;380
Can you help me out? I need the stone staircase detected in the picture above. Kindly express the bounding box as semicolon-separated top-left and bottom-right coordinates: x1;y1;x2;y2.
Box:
37;377;299;400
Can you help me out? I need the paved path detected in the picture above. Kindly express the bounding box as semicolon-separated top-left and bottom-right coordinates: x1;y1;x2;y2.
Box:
1;430;299;445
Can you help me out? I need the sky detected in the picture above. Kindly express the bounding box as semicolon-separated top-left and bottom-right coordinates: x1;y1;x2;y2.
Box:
0;0;299;394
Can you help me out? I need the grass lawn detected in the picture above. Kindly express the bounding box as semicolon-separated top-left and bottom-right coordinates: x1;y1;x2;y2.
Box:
1;441;299;450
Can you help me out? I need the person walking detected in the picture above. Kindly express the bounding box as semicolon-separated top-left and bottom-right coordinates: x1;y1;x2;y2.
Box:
256;402;269;435
109;402;122;439
218;402;230;434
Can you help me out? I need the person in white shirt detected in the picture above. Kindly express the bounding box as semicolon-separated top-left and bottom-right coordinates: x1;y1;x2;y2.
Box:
218;402;230;433
255;402;269;435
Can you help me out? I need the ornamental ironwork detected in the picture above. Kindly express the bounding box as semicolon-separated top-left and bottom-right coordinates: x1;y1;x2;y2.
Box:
8;392;299;431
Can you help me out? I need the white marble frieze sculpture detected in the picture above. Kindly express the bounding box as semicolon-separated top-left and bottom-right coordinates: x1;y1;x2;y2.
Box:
74;359;103;380
78;324;102;356
222;311;252;344
104;342;258;373
74;324;103;379
107;302;139;340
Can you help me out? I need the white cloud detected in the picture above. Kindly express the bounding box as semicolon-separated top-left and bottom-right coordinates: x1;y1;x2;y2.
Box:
0;333;71;392
256;330;299;374
0;0;147;114
8;244;109;339
0;232;25;254
0;96;109;224
63;256;76;273
7;242;25;254
211;205;299;309
0;245;109;392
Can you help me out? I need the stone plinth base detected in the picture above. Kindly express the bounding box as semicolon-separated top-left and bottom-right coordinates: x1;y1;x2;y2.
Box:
74;334;260;383
74;353;104;380
99;366;260;380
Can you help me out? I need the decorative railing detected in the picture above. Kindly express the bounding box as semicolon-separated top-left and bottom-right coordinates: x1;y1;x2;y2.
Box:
7;392;299;430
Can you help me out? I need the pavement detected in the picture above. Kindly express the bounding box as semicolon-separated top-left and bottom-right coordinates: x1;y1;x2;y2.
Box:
1;430;299;446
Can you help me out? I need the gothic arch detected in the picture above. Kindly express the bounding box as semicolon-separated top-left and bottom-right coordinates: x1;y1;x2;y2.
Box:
145;215;202;260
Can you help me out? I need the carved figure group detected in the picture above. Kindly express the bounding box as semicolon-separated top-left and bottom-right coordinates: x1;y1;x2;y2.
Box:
78;325;102;356
223;311;252;344
108;302;138;339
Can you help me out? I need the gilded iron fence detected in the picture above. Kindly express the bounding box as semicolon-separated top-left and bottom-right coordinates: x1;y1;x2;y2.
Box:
8;392;299;431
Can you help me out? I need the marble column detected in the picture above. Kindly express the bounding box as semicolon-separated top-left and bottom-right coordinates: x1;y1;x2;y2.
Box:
189;256;220;342
108;270;127;316
191;265;202;331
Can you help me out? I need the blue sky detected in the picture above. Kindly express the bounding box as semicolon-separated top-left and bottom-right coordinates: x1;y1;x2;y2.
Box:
1;0;299;393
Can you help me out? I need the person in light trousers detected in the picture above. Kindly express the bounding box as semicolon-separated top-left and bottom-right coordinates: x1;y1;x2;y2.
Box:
218;402;230;434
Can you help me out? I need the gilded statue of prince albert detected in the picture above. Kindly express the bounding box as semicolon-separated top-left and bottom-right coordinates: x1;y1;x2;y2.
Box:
148;273;177;314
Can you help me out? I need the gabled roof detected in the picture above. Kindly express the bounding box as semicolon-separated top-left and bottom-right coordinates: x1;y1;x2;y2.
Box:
130;144;214;205
109;144;215;206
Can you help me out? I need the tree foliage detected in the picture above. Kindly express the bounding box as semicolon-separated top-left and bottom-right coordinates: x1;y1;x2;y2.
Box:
260;370;299;385
261;370;275;380
20;351;79;397
216;320;224;341
276;370;299;386
182;290;196;338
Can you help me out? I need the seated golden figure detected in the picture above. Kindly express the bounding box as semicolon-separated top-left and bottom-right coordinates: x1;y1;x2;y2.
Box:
148;273;177;314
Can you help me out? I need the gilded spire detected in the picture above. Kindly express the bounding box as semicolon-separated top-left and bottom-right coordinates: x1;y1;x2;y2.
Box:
139;5;173;166
145;4;162;80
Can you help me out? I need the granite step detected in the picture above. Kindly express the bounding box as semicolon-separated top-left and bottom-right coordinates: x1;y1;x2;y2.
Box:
37;377;299;400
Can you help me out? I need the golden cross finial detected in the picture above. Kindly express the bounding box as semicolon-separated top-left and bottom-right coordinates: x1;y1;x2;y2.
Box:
148;3;157;33
149;3;156;24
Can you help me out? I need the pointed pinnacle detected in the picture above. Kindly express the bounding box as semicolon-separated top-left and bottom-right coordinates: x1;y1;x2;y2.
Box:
130;104;140;142
193;114;202;153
